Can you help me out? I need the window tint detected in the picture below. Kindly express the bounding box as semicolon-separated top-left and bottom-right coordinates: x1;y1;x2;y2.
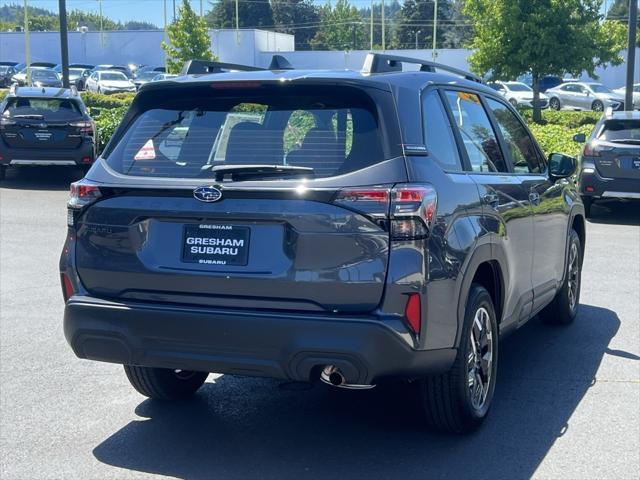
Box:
444;90;507;172
598;119;640;142
3;97;83;120
105;87;384;179
487;98;542;174
422;91;461;170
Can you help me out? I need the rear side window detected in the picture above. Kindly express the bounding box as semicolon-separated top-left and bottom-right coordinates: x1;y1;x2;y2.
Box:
486;98;542;173
2;97;83;121
105;86;384;179
444;90;508;173
422;91;461;171
598;120;640;142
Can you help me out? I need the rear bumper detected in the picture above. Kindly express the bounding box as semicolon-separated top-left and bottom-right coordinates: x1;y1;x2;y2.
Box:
579;167;640;199
63;296;456;384
0;141;95;167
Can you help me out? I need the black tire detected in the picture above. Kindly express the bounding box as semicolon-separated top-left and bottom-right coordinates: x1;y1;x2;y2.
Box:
592;100;604;112
549;97;561;110
581;196;593;218
124;365;208;400
417;284;498;433
541;229;582;325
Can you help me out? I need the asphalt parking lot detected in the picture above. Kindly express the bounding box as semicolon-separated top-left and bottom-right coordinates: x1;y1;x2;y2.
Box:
1;166;639;480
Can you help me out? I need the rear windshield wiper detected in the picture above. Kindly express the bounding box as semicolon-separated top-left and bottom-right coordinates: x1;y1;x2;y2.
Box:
606;138;640;145
201;164;314;181
11;114;45;120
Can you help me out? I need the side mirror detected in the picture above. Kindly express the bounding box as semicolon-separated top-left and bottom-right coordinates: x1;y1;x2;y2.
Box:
549;153;577;179
572;133;586;143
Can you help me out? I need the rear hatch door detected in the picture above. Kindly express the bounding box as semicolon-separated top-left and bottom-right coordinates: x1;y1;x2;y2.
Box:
74;81;405;313
593;118;640;179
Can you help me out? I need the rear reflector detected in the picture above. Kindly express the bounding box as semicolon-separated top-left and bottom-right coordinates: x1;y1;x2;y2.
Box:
585;186;595;193
81;156;92;164
61;273;75;302
405;293;421;334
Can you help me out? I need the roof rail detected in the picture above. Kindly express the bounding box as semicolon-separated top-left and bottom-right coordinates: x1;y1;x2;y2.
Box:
182;54;294;75
181;59;265;75
362;53;482;83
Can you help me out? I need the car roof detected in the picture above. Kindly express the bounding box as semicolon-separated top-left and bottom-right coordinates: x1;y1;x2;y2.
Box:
6;87;79;99
141;68;496;95
97;70;128;75
604;110;640;120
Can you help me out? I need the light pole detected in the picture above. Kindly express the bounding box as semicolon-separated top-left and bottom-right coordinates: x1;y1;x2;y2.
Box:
370;0;373;51
625;0;638;111
58;0;70;88
432;0;438;60
164;0;168;72
381;0;385;51
415;30;421;50
235;0;240;44
97;0;104;48
24;0;31;85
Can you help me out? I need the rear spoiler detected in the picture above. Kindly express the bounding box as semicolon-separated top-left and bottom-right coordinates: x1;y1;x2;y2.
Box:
181;55;293;75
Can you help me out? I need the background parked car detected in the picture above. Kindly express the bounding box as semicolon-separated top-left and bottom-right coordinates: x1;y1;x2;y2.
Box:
132;70;159;89
517;74;565;92
546;82;624;111
0;65;18;87
85;70;137;94
613;84;640;109
12;68;62;88
0;86;97;180
574;110;640;217
151;73;178;82
69;68;92;91
488;81;549;108
53;63;95;74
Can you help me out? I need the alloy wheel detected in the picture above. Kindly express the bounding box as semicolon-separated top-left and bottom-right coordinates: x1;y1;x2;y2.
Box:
467;306;494;411
567;242;580;310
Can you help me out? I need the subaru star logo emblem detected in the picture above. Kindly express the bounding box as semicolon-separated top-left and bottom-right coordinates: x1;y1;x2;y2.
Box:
193;186;222;203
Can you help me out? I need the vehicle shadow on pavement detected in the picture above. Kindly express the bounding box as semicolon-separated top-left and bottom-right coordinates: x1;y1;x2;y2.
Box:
93;304;623;480
587;200;640;226
0;166;84;191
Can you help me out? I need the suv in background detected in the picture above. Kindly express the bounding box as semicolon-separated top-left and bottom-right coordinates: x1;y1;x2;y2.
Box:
60;54;585;434
574;110;640;216
0;86;97;180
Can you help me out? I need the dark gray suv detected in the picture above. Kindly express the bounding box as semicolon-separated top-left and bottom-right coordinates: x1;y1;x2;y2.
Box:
60;54;586;433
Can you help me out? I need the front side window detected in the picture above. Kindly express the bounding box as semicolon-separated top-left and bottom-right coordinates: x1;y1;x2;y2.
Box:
487;98;542;173
444;90;507;172
422;90;461;171
105;86;385;179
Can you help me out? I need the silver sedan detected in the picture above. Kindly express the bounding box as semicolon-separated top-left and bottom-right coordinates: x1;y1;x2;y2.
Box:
546;82;624;112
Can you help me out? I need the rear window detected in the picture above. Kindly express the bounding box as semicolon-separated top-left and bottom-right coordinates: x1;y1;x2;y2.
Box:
101;72;128;81
3;97;83;120
598;120;640;142
31;70;59;81
105;85;385;179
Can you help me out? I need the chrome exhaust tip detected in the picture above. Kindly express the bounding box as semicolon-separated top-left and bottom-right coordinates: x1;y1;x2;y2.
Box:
320;365;375;390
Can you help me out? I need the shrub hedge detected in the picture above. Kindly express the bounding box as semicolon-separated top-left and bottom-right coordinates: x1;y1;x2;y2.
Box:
0;89;597;157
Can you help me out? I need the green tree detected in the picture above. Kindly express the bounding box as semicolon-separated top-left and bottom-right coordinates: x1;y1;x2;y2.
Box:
68;10;120;31
394;0;455;49
162;0;215;74
311;0;365;50
464;0;627;123
206;0;273;29
359;0;401;49
272;0;320;50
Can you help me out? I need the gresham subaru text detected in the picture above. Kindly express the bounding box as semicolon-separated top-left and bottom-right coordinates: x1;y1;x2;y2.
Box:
60;54;585;434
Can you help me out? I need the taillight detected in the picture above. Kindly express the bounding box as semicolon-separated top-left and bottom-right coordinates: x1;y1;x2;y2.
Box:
332;184;437;240
390;184;437;240
67;180;102;227
404;293;421;334
333;187;391;217
583;142;613;157
0;116;16;129
70;120;94;134
61;273;75;302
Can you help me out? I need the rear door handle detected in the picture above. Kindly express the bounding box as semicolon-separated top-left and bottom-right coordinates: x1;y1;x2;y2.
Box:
483;193;500;209
529;192;540;206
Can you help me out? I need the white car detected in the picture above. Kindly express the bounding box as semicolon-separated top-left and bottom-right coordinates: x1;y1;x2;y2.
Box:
613;84;640;109
488;81;549;109
85;70;136;94
151;73;179;82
